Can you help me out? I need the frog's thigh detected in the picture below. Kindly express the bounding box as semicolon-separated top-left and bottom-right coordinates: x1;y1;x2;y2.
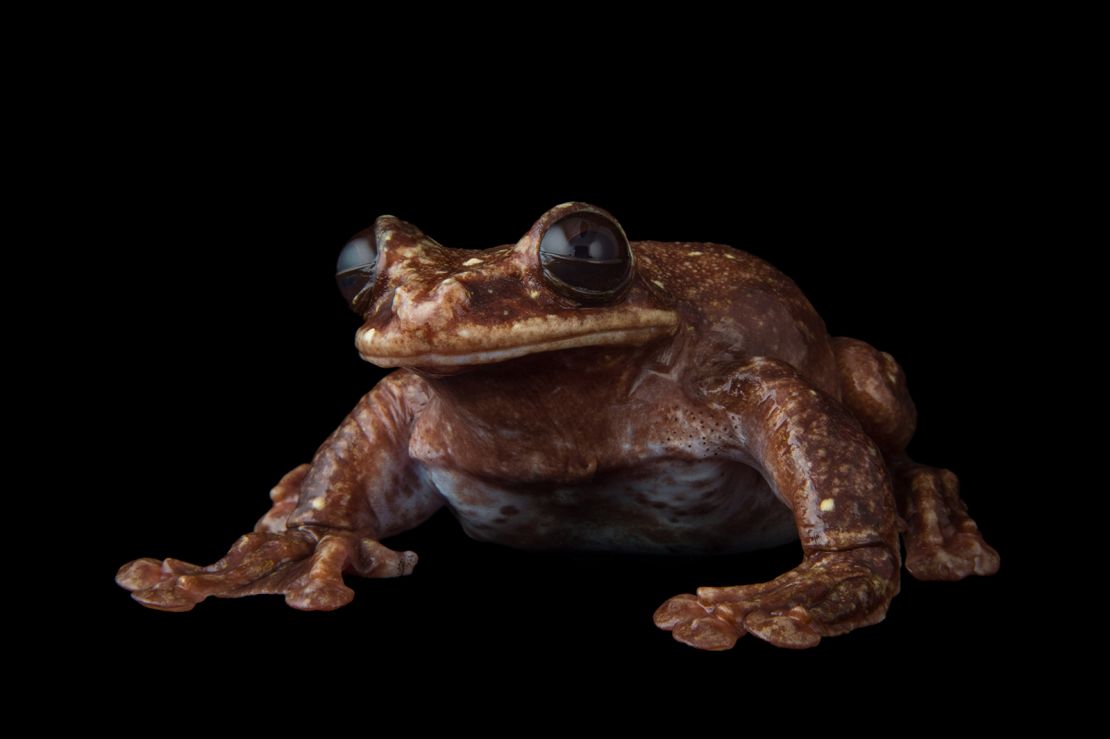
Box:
656;357;900;650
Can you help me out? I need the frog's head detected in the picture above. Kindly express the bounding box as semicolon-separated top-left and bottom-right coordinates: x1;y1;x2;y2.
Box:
338;203;679;373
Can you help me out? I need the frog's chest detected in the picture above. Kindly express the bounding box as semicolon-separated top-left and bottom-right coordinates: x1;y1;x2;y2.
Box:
409;392;618;483
406;377;795;553
414;458;797;555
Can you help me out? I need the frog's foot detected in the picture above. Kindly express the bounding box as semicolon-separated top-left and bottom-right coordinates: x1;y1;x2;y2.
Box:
654;547;898;651
895;464;1000;581
116;528;417;612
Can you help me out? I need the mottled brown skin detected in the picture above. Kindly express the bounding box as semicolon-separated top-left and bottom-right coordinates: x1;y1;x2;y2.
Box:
117;202;999;650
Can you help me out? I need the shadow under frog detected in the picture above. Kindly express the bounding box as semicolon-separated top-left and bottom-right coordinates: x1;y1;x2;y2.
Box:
117;202;999;651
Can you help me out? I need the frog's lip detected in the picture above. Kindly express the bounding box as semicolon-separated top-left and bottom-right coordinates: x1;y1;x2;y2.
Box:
358;325;675;368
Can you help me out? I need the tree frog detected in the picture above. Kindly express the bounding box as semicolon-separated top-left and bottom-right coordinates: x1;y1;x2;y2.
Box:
117;202;999;650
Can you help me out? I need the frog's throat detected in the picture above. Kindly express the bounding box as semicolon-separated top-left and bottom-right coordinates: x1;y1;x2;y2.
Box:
357;314;677;368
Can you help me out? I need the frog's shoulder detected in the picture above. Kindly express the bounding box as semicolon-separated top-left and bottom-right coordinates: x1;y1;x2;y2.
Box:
366;368;434;418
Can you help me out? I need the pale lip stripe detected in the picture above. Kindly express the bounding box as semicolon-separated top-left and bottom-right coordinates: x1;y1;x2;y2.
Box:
360;326;674;367
357;304;678;368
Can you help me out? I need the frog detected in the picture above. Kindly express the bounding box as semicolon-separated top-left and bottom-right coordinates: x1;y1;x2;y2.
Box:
116;202;999;650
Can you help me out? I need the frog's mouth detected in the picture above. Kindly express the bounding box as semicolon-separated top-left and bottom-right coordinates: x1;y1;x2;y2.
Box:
356;308;679;369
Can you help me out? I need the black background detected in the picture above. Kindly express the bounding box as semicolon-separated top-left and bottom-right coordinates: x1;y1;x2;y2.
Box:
69;74;1044;708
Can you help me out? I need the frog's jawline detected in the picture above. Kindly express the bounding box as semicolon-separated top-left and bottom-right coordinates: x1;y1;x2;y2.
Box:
361;326;666;368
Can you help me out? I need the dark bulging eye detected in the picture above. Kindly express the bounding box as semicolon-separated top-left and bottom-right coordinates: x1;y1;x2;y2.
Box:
539;212;632;302
336;230;379;314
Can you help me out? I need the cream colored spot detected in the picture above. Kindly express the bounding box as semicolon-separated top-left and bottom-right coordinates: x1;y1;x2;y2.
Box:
458;328;472;338
462;257;483;266
688;251;703;256
724;254;736;260
652;280;666;289
528;290;540;299
311;497;326;510
820;498;835;512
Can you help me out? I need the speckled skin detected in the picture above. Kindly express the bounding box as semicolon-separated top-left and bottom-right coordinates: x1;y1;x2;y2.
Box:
117;202;999;650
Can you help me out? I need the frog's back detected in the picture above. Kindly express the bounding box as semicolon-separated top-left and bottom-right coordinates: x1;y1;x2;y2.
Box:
631;241;839;393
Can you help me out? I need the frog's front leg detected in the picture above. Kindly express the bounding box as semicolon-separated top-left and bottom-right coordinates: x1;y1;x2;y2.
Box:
116;373;443;612
655;358;900;650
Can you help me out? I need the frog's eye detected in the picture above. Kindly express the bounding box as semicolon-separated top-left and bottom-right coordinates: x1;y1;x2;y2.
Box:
336;229;379;314
539;212;633;303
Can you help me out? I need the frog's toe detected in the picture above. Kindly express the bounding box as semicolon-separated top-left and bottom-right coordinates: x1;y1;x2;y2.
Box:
906;531;1000;580
743;608;821;649
356;538;419;578
653;593;705;629
898;465;1000;581
129;577;204;612
283;571;356;610
672;614;742;651
115;558;167;592
117;556;222;610
654;594;744;651
278;536;359;610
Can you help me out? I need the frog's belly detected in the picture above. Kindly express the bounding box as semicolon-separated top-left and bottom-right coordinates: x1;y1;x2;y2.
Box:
424;459;797;555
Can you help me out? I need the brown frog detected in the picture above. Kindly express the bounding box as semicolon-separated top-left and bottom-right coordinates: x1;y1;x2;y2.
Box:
116;202;999;650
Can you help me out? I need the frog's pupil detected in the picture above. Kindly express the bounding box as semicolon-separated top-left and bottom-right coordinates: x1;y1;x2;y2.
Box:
336;231;379;313
540;212;631;302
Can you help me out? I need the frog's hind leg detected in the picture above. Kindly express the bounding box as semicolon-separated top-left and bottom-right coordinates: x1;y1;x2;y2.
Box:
831;337;999;580
254;464;311;534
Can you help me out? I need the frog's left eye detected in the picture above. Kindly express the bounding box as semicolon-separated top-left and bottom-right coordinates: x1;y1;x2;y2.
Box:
336;229;379;314
539;212;633;303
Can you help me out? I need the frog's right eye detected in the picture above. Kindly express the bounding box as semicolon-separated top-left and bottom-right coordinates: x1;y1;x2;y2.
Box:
539;210;633;304
336;229;379;314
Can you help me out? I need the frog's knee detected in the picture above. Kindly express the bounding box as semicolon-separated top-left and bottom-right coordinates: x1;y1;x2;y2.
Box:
831;337;917;452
